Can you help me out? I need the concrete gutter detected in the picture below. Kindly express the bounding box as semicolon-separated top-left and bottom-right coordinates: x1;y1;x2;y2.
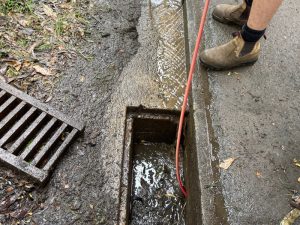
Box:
184;0;227;224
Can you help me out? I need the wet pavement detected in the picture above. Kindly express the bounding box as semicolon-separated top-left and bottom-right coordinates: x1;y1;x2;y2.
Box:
187;0;300;224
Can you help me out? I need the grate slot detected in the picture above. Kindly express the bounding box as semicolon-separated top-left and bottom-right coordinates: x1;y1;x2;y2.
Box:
9;111;46;154
0;107;36;147
31;123;68;167
20;118;57;160
0;90;6;102
43;128;77;171
0;96;17;118
0;101;27;137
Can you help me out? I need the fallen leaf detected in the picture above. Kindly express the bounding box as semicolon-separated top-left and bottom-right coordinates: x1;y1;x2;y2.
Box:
33;65;53;76
298;177;300;183
293;159;300;168
43;4;57;19
24;184;34;191
80;75;85;82
29;193;33;199
22;60;31;68
45;96;53;103
89;204;94;209
165;193;176;198
6;187;14;193
60;3;73;10
6;60;22;71
219;158;236;170
256;171;262;178
18;19;30;27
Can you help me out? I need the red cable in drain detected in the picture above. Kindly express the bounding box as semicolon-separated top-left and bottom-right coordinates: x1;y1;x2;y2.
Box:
176;0;210;198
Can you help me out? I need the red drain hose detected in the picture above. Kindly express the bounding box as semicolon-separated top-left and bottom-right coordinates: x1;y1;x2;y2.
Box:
176;0;210;198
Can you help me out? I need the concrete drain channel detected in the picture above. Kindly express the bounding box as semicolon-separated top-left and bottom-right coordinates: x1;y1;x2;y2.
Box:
118;107;190;225
0;82;84;183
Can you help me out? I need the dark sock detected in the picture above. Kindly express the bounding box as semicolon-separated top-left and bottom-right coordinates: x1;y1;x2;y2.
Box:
240;4;251;21
241;24;266;42
245;0;253;7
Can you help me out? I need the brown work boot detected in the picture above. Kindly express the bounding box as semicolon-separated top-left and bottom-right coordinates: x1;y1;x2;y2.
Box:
212;0;250;26
200;33;260;70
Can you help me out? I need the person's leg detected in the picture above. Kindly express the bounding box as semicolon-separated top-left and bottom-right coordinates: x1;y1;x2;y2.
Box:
200;0;283;70
241;0;283;43
247;0;282;30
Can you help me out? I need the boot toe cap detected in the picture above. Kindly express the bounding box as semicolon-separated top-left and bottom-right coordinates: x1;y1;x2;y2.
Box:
200;50;222;69
212;4;228;20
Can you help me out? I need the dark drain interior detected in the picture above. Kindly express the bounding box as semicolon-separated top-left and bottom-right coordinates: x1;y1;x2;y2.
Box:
118;107;187;225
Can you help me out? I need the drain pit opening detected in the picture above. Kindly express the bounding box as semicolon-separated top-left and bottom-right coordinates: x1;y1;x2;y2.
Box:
119;107;187;225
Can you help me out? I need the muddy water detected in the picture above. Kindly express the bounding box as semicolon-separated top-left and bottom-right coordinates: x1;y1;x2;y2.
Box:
130;143;185;225
149;0;187;109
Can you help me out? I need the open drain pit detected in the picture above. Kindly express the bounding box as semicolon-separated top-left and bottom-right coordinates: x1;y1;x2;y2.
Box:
118;107;187;225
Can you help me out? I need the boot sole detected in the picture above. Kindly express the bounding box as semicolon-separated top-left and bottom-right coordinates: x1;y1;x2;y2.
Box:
200;59;258;71
212;14;245;26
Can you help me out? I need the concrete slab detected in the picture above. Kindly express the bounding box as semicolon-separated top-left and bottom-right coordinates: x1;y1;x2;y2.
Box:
188;0;300;224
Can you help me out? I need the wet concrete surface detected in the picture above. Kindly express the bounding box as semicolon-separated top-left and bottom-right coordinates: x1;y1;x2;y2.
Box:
0;0;188;224
188;0;300;224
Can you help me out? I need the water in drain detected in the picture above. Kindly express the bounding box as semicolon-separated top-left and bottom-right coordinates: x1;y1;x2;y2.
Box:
131;142;185;224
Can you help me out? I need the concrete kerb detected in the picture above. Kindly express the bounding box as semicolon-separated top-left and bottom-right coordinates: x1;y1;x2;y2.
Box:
184;0;223;224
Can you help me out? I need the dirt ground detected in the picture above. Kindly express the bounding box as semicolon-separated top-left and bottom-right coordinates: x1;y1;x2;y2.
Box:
1;0;141;224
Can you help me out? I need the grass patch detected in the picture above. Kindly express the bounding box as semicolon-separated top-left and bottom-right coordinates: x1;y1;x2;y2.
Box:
54;17;65;36
36;42;52;52
0;0;34;14
17;38;29;48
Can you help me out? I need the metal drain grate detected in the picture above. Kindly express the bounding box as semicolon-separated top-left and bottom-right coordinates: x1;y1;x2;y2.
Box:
0;82;84;183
